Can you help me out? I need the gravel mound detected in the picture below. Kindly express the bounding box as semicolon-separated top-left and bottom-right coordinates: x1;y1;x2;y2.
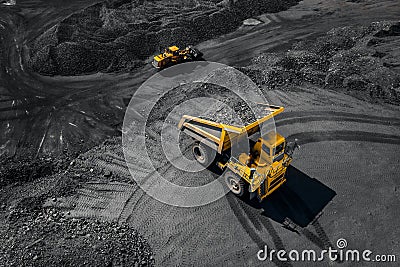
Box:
1;207;154;267
27;0;299;75
0;156;70;187
243;21;400;105
0;138;154;267
148;83;262;127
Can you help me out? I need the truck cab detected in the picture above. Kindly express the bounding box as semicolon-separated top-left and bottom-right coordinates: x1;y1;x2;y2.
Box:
251;132;286;166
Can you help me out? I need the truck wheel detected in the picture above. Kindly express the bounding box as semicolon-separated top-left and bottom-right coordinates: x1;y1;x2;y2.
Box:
192;142;213;167
225;172;246;197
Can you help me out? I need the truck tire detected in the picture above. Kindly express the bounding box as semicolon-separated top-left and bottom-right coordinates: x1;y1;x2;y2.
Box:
225;171;247;197
192;142;213;167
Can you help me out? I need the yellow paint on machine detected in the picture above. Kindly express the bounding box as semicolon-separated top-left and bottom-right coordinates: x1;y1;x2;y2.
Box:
179;104;296;201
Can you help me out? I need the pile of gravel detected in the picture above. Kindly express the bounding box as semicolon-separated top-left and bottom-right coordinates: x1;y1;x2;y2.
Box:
0;156;69;187
1;207;154;266
244;21;400;105
148;83;265;127
0;142;154;267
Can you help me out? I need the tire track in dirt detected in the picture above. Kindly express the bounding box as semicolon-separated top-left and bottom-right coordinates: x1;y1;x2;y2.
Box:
65;182;136;221
134;202;228;264
125;158;224;264
113;127;263;265
311;220;334;249
52;42;399;265
276;115;400;128
170;204;228;265
67;100;400;266
225;194;292;267
287;131;400;146
149;101;399;265
278;111;400;124
240;184;334;255
111;140;213;258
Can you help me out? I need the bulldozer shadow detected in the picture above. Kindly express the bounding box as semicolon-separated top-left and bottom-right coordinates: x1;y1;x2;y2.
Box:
157;60;209;77
241;165;336;228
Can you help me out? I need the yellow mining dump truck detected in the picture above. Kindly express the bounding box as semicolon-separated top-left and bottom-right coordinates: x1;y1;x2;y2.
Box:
178;104;299;201
152;45;203;69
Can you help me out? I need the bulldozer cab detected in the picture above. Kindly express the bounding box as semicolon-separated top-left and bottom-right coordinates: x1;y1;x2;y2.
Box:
152;45;203;69
165;46;179;55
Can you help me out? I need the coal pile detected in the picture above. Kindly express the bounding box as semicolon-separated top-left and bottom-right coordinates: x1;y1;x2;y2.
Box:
148;83;262;127
27;0;300;76
244;21;400;105
199;100;269;126
1;207;154;267
0;156;70;187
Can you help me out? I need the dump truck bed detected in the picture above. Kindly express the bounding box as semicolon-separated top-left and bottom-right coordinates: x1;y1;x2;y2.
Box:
178;104;284;154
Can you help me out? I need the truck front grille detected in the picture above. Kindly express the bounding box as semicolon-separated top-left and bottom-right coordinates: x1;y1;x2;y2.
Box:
270;173;285;189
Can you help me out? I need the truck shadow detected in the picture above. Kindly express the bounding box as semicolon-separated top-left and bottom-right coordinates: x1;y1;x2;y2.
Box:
249;165;336;228
222;165;336;266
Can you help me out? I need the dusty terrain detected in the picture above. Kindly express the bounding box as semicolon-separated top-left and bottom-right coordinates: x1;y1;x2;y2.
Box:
1;0;400;266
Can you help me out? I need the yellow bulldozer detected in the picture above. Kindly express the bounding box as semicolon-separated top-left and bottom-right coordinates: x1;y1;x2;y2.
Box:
178;104;299;201
152;45;203;69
